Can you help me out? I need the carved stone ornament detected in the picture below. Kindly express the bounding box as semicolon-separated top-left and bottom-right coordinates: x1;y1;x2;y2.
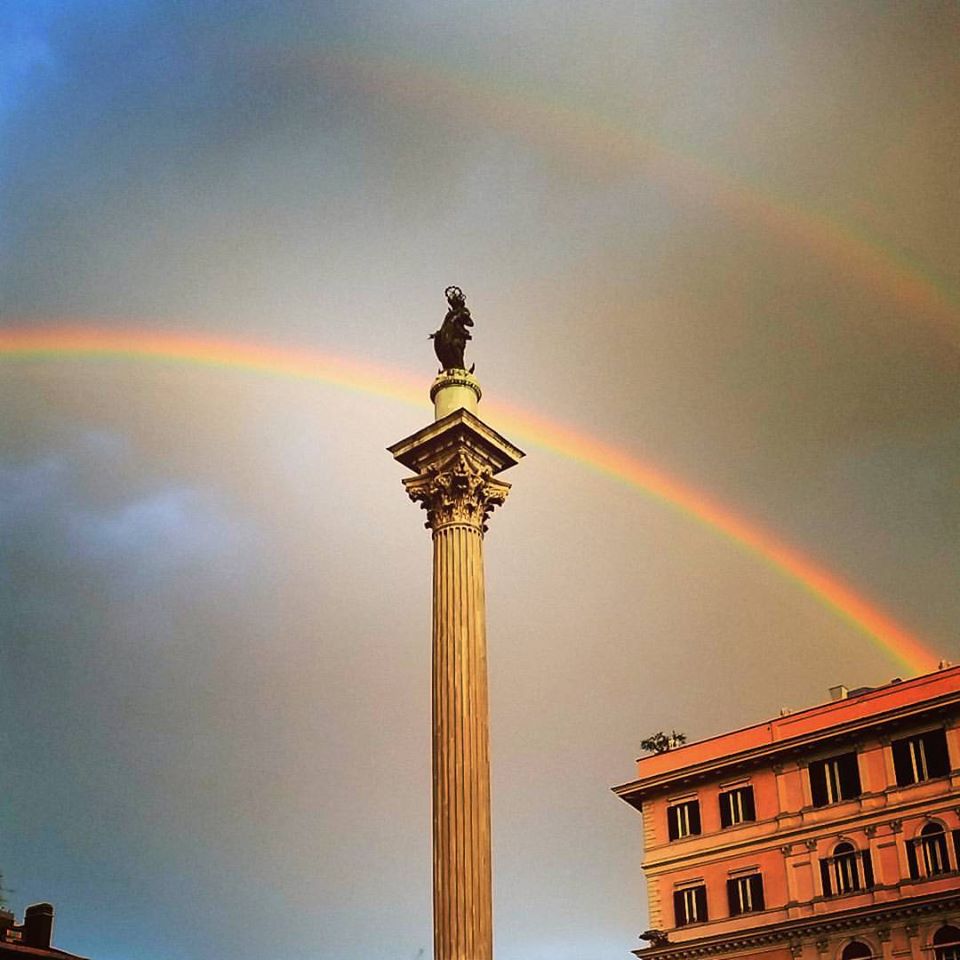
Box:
805;839;818;851
815;939;829;953
889;819;902;834
403;449;511;532
781;844;794;856
864;824;877;837
877;927;891;943
640;930;670;947
790;941;804;958
904;923;918;938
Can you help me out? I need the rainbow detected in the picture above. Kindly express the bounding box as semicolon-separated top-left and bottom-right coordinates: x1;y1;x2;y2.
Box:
303;50;959;339
0;324;941;675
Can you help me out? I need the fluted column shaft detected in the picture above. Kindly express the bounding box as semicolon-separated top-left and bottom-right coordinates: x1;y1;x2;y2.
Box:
432;519;492;960
390;403;522;960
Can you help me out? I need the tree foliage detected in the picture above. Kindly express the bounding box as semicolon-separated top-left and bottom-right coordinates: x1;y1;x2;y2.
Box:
640;730;687;754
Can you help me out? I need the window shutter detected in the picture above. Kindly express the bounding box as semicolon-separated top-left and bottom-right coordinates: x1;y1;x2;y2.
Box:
839;754;862;798
667;807;679;841
906;839;919;880
689;800;702;836
819;858;832;897
892;739;913;786
861;849;874;888
743;786;756;821
695;885;708;922
726;878;738;915
925;730;950;778
751;874;765;911
673;890;685;926
809;762;828;807
720;793;732;829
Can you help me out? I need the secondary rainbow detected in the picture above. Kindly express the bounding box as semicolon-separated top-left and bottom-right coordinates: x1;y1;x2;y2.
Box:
0;324;941;675
305;49;959;341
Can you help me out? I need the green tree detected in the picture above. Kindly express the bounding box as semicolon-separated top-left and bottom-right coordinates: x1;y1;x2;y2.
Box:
640;730;687;754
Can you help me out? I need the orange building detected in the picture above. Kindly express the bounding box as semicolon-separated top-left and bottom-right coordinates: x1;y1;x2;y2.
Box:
614;665;960;960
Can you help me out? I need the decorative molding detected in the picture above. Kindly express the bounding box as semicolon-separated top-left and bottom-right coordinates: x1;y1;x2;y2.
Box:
805;839;818;851
781;844;794;856
631;892;960;960
789;942;803;958
403;449;510;532
889;819;902;834
815;939;829;953
864;825;877;837
615;695;960;800
877;927;891;943
904;922;918;938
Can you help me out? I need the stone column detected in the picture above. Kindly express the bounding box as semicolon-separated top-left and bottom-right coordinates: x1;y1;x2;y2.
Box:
390;371;523;960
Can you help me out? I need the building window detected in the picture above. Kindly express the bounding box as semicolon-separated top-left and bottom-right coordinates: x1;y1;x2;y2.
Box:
808;752;861;806
673;884;708;926
667;799;701;841
719;786;756;828
841;942;873;960
933;925;960;960
891;729;950;786
726;873;764;916
819;842;874;897
907;822;953;879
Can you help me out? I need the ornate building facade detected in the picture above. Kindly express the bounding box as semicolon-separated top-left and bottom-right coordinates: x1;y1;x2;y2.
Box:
614;665;960;960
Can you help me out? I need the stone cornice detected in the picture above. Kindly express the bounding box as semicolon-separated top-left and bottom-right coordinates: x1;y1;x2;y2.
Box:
633;891;960;959
388;408;524;477
615;697;960;806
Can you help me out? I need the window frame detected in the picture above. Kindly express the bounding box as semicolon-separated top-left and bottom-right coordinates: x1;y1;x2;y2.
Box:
906;821;955;880
919;823;950;877
673;883;708;927
891;729;951;787
667;797;702;841
808;751;862;807
832;842;860;895
819;842;874;897
726;872;764;916
719;784;756;829
933;925;960;960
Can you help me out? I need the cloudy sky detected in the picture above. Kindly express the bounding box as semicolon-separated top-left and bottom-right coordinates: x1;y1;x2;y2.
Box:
1;2;957;959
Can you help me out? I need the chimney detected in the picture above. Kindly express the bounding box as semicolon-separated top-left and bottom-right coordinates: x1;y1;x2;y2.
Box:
23;903;54;949
829;684;848;701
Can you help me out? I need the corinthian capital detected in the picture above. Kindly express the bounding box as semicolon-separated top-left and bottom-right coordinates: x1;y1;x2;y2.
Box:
404;449;511;532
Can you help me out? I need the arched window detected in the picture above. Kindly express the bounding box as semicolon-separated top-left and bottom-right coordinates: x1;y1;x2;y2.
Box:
832;842;861;894
933;925;960;960
920;822;950;876
820;841;874;897
841;941;872;960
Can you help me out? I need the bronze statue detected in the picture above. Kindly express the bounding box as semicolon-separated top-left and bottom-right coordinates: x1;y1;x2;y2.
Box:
430;286;474;372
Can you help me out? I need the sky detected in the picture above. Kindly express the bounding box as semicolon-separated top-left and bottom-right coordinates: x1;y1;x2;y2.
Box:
0;2;958;958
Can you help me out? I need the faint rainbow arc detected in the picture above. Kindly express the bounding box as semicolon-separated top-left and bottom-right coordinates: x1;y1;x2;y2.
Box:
0;324;941;675
307;50;959;338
